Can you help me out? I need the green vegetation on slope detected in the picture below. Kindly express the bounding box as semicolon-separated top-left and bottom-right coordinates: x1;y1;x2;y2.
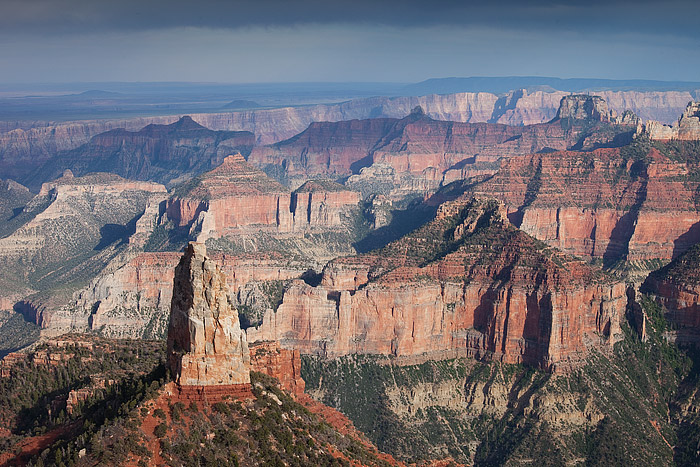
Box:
302;294;700;465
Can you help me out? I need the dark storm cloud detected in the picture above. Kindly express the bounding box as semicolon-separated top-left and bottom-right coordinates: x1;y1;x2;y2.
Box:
1;0;699;39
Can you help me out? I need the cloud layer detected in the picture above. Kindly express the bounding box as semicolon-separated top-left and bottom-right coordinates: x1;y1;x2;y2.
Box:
2;0;699;39
0;0;698;84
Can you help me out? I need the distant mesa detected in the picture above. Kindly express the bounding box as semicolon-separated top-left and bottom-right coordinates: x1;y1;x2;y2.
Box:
555;95;611;122
223;99;261;109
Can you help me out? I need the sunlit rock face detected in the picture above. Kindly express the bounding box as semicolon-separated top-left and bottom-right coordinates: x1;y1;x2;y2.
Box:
167;242;251;386
249;198;627;373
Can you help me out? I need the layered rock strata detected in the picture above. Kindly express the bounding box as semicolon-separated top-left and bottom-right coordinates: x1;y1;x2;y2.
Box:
644;101;700;141
444;143;700;270
0;172;166;324
250;341;306;398
249;198;626;372
249;96;639;196
165;154;361;250
0;89;690;179
167;243;251;387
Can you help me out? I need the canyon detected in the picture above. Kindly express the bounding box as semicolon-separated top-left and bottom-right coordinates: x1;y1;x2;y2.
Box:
5;98;700;345
249;96;640;194
249;198;627;372
0;89;693;188
2;87;700;466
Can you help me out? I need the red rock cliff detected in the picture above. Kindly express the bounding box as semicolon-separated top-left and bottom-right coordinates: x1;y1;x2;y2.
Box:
643;243;700;341
165;154;360;242
248;198;626;372
449;144;700;269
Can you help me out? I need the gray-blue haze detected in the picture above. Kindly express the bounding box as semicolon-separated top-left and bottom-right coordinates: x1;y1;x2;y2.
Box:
0;0;698;83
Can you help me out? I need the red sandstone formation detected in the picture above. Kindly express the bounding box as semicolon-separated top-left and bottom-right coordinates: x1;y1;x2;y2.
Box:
439;144;700;270
249;198;626;372
249;341;306;398
165;153;361;241
167;243;251;387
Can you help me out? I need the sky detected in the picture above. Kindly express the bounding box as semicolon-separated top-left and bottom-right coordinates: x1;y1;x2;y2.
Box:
0;0;699;84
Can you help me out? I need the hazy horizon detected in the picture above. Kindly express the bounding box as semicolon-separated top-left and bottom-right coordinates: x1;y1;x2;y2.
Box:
1;0;698;83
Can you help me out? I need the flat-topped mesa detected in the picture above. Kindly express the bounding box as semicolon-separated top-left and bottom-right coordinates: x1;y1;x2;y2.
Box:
167;242;251;388
644;101;700;141
38;171;166;197
555;95;611;122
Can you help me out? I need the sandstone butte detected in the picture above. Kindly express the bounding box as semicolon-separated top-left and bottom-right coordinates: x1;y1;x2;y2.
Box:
644;101;700;141
248;198;628;373
643;242;700;343
440;142;700;270
164;153;360;242
166;242;253;398
247;95;639;189
0;88;691;183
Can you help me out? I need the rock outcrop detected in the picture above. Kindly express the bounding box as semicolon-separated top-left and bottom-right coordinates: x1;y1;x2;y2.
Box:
443;142;700;273
249;198;627;372
250;341;305;398
644;101;700;141
167;243;251;387
249;96;639;198
643;243;700;342
556;95;611;122
14;117;255;191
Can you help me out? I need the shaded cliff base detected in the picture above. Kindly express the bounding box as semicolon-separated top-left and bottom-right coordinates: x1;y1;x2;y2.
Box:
301;294;700;466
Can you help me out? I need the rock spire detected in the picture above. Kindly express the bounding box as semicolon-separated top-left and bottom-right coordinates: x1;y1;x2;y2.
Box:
167;242;251;386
